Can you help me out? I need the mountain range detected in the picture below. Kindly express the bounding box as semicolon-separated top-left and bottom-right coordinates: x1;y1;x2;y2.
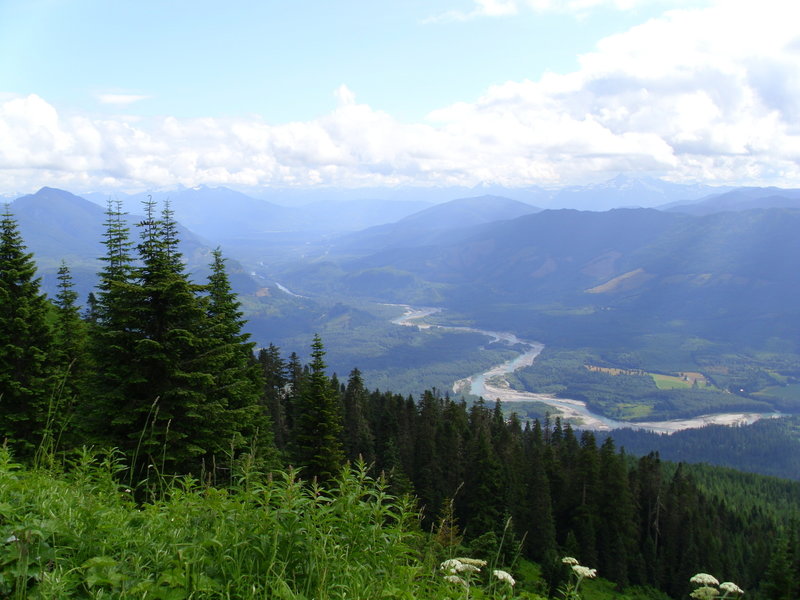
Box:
5;181;800;392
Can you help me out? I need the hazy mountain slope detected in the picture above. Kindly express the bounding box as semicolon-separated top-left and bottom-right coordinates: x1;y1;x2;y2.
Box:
12;187;108;260
8;187;255;300
351;208;688;295
663;187;800;215
547;175;729;210
300;197;433;231
307;206;800;349
119;186;302;240
333;195;541;253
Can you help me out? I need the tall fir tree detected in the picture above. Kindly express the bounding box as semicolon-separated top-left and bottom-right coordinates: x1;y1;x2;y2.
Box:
341;368;375;464
123;199;219;474
0;206;54;457
90;199;260;476
258;343;289;450
761;533;795;600
50;261;89;448
203;248;274;464
290;335;344;482
87;199;141;447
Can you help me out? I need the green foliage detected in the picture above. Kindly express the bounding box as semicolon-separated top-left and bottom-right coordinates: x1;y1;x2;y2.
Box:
202;248;275;466
290;335;345;482
613;417;800;482
0;449;445;600
0;206;55;458
83;200;278;478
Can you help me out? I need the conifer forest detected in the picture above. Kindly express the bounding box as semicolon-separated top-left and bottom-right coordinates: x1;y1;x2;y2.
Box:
1;200;799;600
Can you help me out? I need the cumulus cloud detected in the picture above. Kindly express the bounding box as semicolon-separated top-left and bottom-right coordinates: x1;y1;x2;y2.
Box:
2;0;800;192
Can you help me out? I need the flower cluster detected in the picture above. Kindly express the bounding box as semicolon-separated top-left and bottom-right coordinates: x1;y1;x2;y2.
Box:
558;556;597;600
720;582;744;595
493;569;516;586
689;573;744;599
571;565;597;579
439;557;516;595
690;573;720;587
440;557;487;575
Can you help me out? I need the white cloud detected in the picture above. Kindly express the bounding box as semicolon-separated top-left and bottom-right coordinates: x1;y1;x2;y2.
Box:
427;0;698;21
96;93;151;105
3;0;800;192
424;0;518;23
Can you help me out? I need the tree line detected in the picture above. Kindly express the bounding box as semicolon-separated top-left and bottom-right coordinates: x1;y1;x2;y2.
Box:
1;200;799;598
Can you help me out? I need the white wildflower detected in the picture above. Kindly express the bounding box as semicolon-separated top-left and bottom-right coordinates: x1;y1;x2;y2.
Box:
691;573;720;587
5;535;18;543
572;565;597;579
720;581;744;595
455;557;487;567
443;574;468;588
440;558;463;574
561;556;579;565
458;563;481;573
690;586;720;600
493;569;516;586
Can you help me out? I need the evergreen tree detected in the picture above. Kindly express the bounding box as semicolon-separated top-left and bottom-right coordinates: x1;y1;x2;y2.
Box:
522;437;557;562
291;335;344;481
414;389;445;521
341;368;375;463
258;343;289;450
123;199;220;474
91;199;253;476
87;199;141;447
596;438;637;587
284;351;303;436
761;533;795;600
50;261;89;448
0;206;54;456
203;248;274;463
461;400;504;536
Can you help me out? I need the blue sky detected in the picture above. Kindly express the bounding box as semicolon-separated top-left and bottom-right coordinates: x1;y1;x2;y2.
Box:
1;0;799;194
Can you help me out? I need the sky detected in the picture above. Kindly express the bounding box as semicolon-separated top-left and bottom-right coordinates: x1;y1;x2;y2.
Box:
2;0;800;195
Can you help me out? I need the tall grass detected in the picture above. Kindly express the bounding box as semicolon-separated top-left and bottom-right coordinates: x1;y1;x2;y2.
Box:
0;445;682;599
0;447;442;599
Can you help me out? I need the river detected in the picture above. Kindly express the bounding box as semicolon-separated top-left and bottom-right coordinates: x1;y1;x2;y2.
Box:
391;305;781;434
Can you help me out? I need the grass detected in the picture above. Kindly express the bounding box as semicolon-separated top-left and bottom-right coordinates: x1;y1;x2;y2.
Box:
587;365;711;391
651;373;692;390
0;448;433;599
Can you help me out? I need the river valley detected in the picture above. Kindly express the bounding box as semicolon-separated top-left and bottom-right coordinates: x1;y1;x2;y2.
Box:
391;305;781;434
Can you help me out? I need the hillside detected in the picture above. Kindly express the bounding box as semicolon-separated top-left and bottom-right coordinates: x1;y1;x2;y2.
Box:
7;187;257;300
664;186;800;215
333;194;540;253
278;206;800;348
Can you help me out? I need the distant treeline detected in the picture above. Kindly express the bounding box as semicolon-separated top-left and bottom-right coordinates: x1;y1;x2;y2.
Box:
612;417;800;481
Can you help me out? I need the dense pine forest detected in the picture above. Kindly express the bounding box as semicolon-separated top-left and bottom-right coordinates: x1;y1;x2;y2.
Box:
1;200;799;599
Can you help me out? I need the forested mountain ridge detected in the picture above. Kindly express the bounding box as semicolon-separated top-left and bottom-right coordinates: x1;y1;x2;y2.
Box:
611;416;800;481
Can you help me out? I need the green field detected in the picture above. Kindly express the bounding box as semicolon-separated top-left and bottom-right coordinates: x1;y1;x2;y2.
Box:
652;373;692;390
755;383;800;401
